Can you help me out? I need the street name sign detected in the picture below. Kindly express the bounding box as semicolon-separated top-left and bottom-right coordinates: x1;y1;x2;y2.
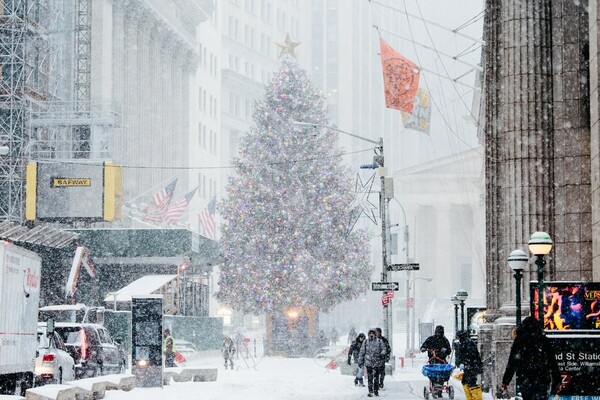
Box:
372;282;400;291
387;263;420;271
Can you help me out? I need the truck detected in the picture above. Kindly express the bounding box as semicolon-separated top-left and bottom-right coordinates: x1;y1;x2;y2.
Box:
0;241;42;395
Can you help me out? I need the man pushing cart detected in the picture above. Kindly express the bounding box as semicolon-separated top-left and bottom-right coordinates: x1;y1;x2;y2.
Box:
420;325;454;399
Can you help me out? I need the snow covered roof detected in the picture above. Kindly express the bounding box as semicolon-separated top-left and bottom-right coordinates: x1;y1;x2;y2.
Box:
39;303;87;311
104;275;177;303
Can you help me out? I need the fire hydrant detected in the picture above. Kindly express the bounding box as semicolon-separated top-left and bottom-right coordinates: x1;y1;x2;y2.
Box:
399;356;405;369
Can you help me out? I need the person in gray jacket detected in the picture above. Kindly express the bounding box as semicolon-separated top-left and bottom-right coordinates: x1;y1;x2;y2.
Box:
358;329;387;397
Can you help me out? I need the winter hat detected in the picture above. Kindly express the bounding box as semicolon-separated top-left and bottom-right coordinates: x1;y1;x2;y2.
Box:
456;330;468;340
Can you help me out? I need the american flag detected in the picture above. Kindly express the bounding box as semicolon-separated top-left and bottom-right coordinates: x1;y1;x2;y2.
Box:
144;179;177;223
152;179;177;209
198;196;216;239
163;187;197;225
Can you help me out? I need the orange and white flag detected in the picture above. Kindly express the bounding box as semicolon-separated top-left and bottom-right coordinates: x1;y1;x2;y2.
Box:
380;38;420;113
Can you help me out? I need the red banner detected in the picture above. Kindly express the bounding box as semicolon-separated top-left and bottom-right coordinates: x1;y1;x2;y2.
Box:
380;38;420;113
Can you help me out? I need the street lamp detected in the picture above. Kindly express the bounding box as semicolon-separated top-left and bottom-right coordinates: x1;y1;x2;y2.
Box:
451;295;460;335
456;289;468;331
528;231;553;321
508;249;528;326
292;121;391;344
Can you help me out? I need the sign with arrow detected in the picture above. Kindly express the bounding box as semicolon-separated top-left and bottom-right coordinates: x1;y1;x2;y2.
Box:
372;282;400;291
387;263;420;271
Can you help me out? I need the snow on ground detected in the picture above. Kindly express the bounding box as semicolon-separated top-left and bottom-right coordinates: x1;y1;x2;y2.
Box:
101;352;494;400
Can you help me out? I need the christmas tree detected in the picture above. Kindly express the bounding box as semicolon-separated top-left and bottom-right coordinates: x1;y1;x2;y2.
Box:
217;60;373;316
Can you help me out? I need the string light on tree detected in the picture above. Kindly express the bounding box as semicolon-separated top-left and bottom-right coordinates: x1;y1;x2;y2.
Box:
217;58;373;314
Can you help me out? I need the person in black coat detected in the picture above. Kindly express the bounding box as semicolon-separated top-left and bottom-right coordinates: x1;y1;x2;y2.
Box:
455;330;483;400
347;333;366;386
375;327;391;390
501;317;562;400
420;325;452;363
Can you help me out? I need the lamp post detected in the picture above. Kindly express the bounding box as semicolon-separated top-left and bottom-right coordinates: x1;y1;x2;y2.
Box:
528;232;553;321
456;289;468;331
451;295;460;335
292;121;391;347
508;249;528;326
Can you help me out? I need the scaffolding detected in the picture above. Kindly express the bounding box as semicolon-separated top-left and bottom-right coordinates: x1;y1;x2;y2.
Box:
0;0;66;222
0;0;119;222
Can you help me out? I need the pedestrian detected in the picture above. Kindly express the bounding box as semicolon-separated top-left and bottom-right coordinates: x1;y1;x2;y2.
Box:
347;333;366;387
501;317;562;400
222;336;236;369
348;326;357;344
420;325;452;363
162;328;176;368
358;329;387;397
455;330;483;400
375;327;391;390
330;328;338;346
420;325;452;398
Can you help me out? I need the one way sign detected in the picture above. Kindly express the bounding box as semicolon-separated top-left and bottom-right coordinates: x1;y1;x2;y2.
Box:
372;282;400;291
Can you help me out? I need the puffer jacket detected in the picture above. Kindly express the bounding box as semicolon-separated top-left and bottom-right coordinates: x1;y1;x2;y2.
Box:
358;336;386;368
347;336;365;364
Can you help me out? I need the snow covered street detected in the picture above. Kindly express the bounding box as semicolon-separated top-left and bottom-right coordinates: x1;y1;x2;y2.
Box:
101;353;492;400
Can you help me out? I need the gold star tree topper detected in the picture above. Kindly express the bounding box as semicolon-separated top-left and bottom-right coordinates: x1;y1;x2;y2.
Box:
276;34;301;59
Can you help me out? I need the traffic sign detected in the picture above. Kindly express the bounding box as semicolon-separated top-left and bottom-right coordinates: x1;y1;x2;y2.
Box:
387;263;420;271
372;282;400;291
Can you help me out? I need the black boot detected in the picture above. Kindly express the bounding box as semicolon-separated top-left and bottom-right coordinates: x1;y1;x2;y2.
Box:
354;378;358;386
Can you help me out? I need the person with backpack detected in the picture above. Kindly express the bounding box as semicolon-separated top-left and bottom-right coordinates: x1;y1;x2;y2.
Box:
375;327;391;390
501;317;562;400
455;330;483;400
347;333;366;386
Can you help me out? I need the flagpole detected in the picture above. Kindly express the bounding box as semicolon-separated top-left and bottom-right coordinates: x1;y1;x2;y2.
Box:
127;173;183;205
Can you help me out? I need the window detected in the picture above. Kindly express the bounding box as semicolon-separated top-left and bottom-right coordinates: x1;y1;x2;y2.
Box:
98;328;112;344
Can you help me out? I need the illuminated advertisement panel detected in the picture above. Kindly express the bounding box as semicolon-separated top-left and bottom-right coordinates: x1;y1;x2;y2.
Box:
530;282;600;332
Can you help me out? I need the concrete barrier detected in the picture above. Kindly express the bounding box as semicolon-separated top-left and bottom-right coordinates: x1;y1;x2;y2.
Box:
25;385;89;400
25;374;135;400
163;368;218;385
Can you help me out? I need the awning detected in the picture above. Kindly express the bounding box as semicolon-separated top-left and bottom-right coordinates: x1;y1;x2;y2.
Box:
0;221;79;249
72;228;220;270
104;274;178;303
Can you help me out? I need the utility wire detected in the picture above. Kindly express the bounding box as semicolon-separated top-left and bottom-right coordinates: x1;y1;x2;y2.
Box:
375;26;482;72
453;10;485;33
370;0;484;45
32;147;377;171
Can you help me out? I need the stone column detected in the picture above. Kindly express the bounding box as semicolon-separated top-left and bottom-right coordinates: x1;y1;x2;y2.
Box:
483;0;555;393
590;1;600;280
483;0;592;393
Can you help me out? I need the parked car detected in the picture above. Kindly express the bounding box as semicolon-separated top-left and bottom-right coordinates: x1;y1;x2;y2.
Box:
173;339;198;360
313;344;348;359
35;325;75;385
54;323;124;378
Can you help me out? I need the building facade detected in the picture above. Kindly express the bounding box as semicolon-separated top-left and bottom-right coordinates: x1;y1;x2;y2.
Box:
482;0;592;391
